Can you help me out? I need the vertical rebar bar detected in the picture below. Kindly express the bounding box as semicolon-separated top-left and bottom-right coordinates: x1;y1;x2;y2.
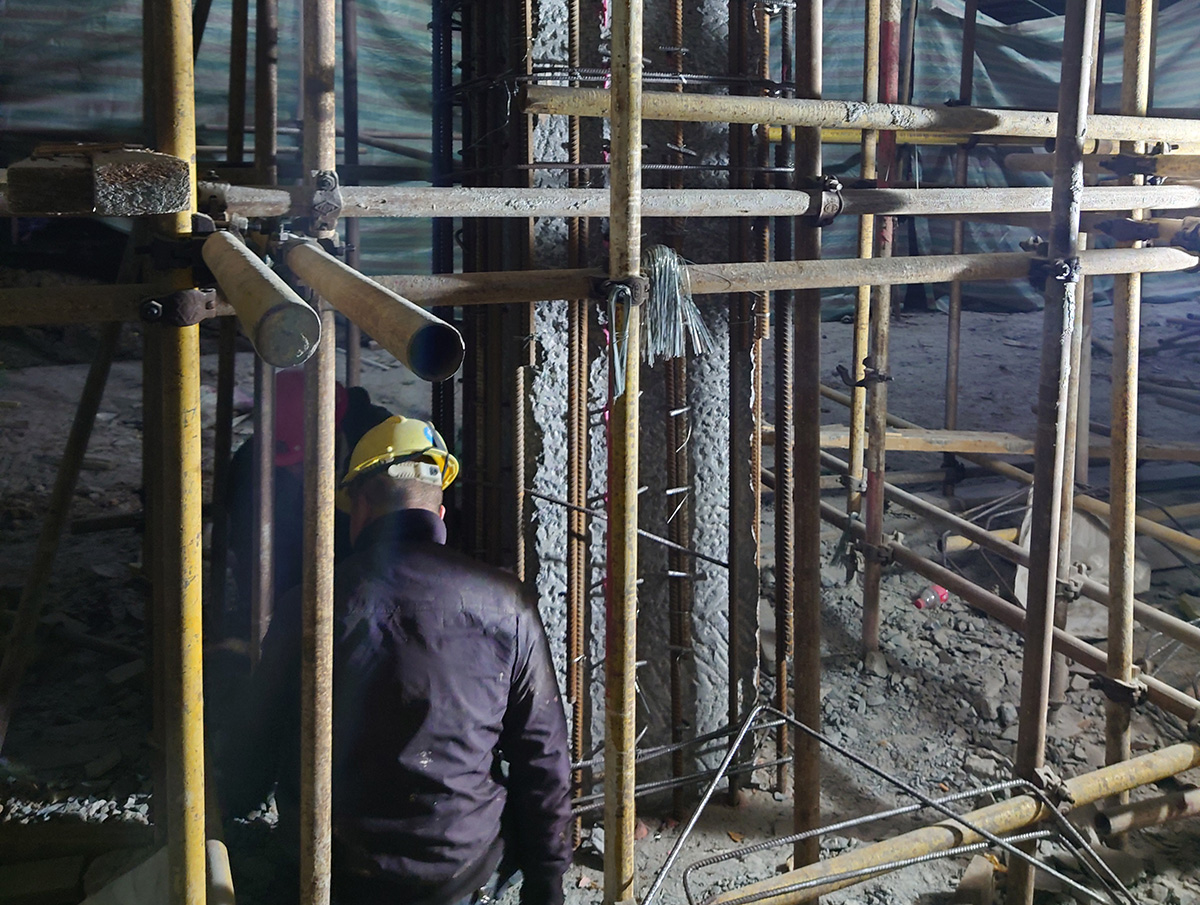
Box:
727;0;754;806
300;0;337;902
1107;0;1153;801
343;0;362;388
793;0;822;876
514;0;536;588
773;0;796;799
565;0;590;846
944;0;977;433
604;0;643;899
1009;2;1097;900
861;0;902;657
228;0;249;161
848;0;880;518
666;0;693;819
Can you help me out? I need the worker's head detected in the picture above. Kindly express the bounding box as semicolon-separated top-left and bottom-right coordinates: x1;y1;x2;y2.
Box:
340;415;459;541
274;368;349;470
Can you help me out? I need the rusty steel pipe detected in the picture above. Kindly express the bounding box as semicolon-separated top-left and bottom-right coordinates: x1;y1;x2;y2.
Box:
819;450;1200;653
300;0;337;901
1095;787;1200;836
604;0;643;900
251;357;275;668
202;231;321;367
282;241;463;381
848;0;881;518
524;84;1200;145
368;244;1199;309
254;0;278;183
204;181;1200;220
710;729;1200;904
1107;0;1155;798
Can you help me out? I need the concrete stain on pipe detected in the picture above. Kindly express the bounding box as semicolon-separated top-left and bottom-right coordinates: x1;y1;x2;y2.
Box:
201;231;321;368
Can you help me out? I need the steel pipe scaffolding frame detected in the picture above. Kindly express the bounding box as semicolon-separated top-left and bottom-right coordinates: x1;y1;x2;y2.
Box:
5;1;1200;904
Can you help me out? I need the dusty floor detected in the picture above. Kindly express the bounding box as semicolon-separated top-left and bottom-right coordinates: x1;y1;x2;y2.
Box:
0;288;1198;904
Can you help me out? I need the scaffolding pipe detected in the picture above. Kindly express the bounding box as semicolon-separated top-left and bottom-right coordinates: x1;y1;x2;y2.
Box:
823;382;1200;560
1095;787;1200;836
945;0;978;432
254;0;278;184
282;241;463;381
848;0;881;518
342;0;362;388
524;84;1200;144
151;0;208;900
368;244;1198;309
604;0;643;900
819;450;1200;652
299;0;336;903
1107;0;1155;801
201;231;321;366
1010;5;1095;899
204;181;1200;220
710;734;1200;904
251;357;275;668
861;0;902;657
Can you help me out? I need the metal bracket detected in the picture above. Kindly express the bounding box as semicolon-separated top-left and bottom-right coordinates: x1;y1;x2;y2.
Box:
590;274;650;307
800;175;844;227
140;288;219;326
1170;217;1200;255
306;169;344;233
1028;255;1081;292
858;540;894;566
1032;765;1077;811
138;213;217;284
1056;564;1087;603
839;474;868;494
1088;671;1147;708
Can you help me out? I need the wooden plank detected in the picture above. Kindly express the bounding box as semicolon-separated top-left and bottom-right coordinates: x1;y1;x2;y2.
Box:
5;147;190;216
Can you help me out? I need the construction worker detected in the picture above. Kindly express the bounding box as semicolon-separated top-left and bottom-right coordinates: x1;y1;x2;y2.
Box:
224;368;391;636
221;415;572;905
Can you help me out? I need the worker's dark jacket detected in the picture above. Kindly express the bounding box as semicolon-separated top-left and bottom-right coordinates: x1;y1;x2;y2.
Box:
221;509;572;905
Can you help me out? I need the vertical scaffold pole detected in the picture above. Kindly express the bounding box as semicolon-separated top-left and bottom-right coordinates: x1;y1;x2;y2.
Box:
604;0;643;900
793;0;823;876
1107;0;1154;804
1010;2;1097;901
155;1;206;901
300;0;337;902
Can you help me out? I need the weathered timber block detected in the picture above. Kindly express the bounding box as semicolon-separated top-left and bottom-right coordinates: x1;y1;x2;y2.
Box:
6;147;190;216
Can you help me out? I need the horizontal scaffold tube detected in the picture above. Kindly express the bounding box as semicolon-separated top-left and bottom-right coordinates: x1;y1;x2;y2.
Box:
819;451;1200;653
0;284;234;326
820;502;1200;721
202;181;1200;220
524;85;1200;145
817;383;1200;558
1095;787;1200;836
371;246;1199;308
710;732;1200;904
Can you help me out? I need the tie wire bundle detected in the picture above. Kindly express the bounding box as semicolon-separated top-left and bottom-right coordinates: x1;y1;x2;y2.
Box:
641;244;713;367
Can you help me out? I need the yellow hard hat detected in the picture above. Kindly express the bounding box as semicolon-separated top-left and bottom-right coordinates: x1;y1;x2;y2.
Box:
341;415;460;492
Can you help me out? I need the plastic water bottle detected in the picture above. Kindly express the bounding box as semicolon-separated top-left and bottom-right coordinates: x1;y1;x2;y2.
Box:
913;584;949;610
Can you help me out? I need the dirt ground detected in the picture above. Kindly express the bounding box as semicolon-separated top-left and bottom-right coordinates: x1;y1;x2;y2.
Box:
0;284;1199;904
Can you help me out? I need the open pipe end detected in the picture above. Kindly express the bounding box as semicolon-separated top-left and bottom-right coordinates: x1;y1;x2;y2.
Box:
254;303;323;368
407;322;465;382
